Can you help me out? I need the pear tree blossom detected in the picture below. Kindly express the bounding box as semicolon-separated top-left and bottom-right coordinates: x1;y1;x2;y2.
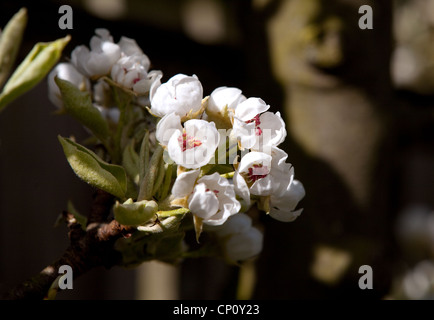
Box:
231;97;286;152
156;113;220;169
171;170;241;226
210;213;263;263
42;25;305;288
150;73;203;118
207;86;246;115
233;147;304;223
110;54;151;94
71;28;121;78
0;6;308;299
205;86;246;128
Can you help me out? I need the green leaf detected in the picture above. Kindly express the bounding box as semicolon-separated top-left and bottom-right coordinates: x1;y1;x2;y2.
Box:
0;35;70;112
122;138;139;184
58;135;127;199
137;145;163;201
139;130;149;181
0;8;27;88
113;198;158;226
55;77;109;141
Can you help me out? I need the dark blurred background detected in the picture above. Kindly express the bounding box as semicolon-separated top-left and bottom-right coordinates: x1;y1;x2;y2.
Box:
1;0;434;300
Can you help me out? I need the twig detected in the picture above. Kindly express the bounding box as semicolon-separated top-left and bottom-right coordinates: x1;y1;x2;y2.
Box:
3;190;134;300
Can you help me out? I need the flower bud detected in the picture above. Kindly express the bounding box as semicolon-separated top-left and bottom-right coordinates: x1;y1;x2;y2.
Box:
207;86;246;114
216;214;263;263
114;198;158;226
150;73;203;117
110;54;151;94
71;28;121;77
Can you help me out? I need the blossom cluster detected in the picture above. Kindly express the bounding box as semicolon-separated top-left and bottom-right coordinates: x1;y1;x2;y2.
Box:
48;29;305;265
48;28;161;120
152;75;305;262
153;79;305;219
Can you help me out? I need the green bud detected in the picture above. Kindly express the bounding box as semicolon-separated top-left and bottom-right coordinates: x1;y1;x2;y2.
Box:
114;198;158;226
0;8;28;88
0;35;70;112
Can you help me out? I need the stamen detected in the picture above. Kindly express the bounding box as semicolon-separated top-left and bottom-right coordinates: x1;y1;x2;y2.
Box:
247;164;269;182
205;188;219;196
178;130;202;152
246;114;262;136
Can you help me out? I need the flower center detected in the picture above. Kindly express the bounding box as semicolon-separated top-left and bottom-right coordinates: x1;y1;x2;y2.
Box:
178;129;202;152
246;114;262;136
205;188;219;196
247;163;269;182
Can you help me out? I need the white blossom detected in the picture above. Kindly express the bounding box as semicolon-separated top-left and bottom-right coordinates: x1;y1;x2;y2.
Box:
207;86;246;115
71;28;121;78
110;54;152;94
150;73;203;118
212;213;263;263
118;36;144;57
156;113;220;169
233;151;273;204
269;175;305;222
172;170;241;226
231;97;286;152
210;212;252;237
47;62;90;109
233;147;301;206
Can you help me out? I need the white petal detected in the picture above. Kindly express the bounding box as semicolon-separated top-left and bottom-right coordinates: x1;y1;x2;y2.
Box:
149;73;163;103
234;97;269;121
71;45;91;76
213;213;252;238
156;113;182;146
233;171;251;205
133;70;162;95
270;146;290;169
207;86;246;113
237;151;272;175
189;183;219;220
251;111;287;151
250;174;273;196
269;208;303;222
270;179;305;212
169;119;219;168
231;118;256;150
271;167;294;197
225;227;263;262
150;73;203;117
171;169;200;198
118;36;144;56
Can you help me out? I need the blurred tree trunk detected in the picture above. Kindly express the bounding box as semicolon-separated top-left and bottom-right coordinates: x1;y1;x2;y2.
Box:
250;0;397;299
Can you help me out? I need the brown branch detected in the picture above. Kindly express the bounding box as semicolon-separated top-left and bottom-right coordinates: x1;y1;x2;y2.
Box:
3;191;134;300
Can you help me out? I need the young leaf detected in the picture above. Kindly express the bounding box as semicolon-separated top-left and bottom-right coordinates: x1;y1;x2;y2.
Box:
0;35;70;112
0;7;27;88
55;77;109;141
58;135;127;199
